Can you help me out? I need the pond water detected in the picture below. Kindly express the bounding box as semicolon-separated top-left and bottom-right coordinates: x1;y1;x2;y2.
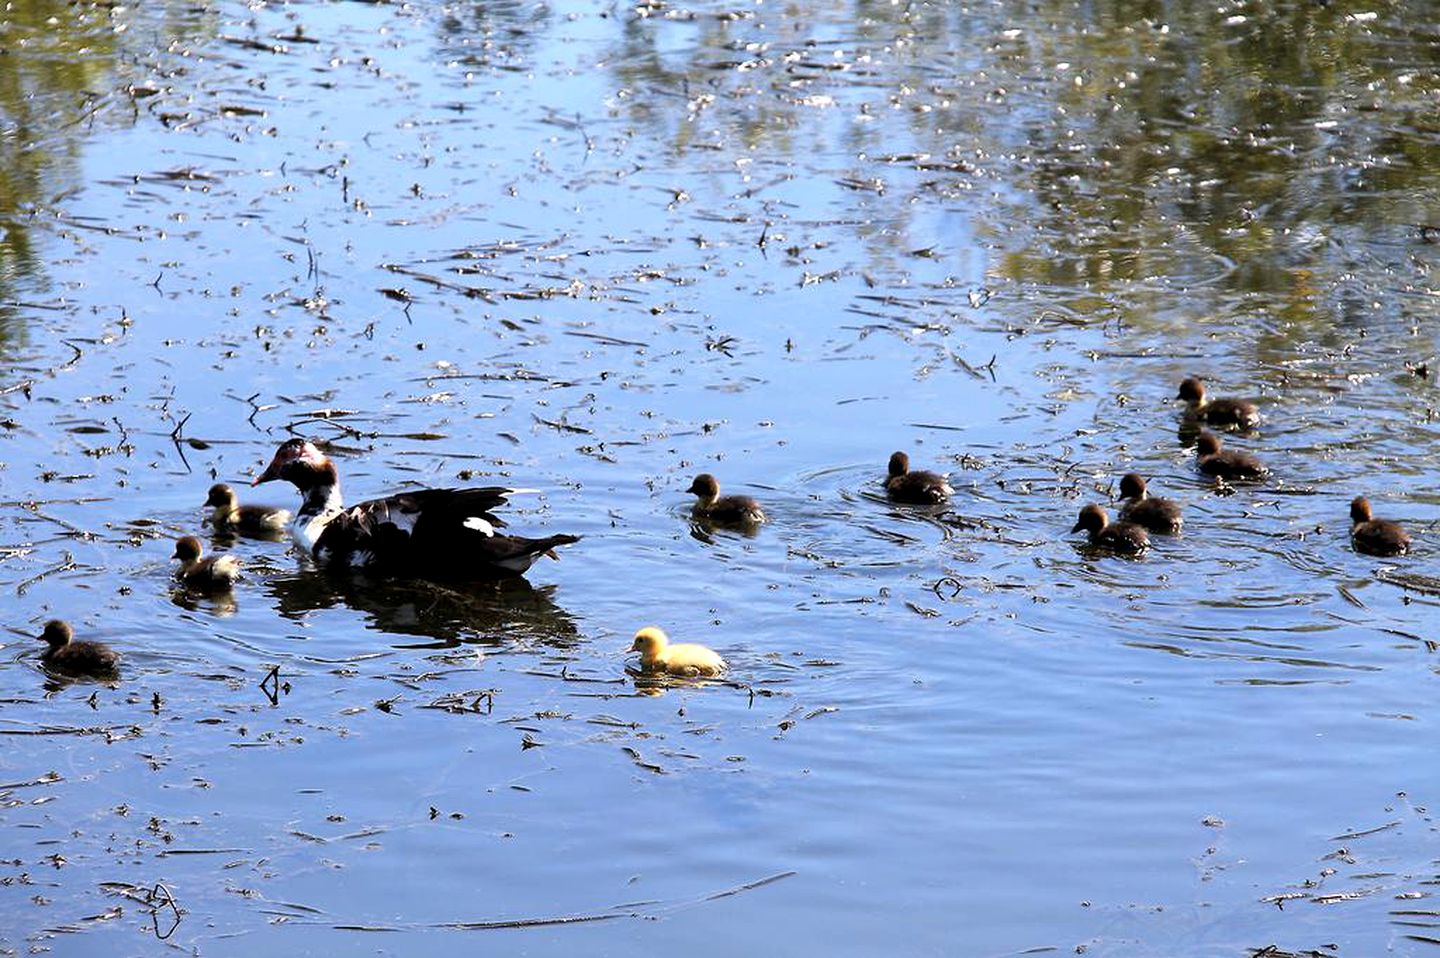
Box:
2;0;1440;954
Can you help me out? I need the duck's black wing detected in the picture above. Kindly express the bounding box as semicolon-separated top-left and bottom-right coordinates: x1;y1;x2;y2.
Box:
315;487;577;577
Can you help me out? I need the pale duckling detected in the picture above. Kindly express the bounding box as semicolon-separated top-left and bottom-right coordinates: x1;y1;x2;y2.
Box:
204;483;292;537
1195;431;1269;481
1177;377;1260;430
1117;473;1184;535
629;626;726;677
37;620;120;677
885;451;953;504
1350;496;1410;557
687;473;766;525
173;536;241;594
1071;504;1149;555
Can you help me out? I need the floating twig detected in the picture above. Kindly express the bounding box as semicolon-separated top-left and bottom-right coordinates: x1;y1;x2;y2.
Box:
259;665;282;705
145;882;182;939
531;414;591;435
16;551;78;596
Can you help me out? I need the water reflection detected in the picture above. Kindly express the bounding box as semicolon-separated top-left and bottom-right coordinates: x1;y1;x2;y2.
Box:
435;0;551;70
170;586;239;618
986;0;1440;303
262;569;580;648
0;1;216;317
2;0;1439;954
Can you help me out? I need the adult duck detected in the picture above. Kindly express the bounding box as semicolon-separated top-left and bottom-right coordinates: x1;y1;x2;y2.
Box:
253;438;580;578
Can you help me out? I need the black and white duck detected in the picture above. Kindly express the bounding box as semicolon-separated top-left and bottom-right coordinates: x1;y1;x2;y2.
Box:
253;438;580;578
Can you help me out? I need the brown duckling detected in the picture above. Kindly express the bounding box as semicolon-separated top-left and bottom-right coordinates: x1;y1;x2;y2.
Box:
37;620;119;677
1350;496;1411;557
629;626;726;677
1195;430;1269;481
1177;377;1260;430
885;451;953;505
1071;504;1149;555
204;483;292;537
687;474;766;525
1117;473;1184;535
173;536;241;594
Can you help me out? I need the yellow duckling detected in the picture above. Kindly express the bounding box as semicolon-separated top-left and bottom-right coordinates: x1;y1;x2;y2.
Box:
629;626;726;677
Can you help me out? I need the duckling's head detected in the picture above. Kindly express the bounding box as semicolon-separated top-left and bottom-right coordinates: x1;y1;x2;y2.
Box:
38;620;73;649
887;451;910;478
687;474;720;500
1177;377;1206;403
631;626;670;656
1350;496;1374;524
173;536;203;562
1071;503;1109;535
1196;431;1222;457
1118;473;1147;500
205;483;237;509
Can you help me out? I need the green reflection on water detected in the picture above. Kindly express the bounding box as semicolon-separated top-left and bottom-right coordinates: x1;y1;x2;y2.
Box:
984;0;1440;304
0;0;217;327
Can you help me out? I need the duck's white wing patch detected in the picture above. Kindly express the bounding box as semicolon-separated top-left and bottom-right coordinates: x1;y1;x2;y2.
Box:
463;516;496;537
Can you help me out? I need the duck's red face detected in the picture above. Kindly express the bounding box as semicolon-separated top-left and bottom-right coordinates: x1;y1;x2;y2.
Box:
253;439;326;486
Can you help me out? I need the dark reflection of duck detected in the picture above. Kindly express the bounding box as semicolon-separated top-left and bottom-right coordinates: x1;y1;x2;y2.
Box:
170;587;239;617
1350;496;1411;557
36;620;120;678
261;568;580;649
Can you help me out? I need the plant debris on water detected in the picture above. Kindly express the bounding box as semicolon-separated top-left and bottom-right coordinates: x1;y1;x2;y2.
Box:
2;0;1440;955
